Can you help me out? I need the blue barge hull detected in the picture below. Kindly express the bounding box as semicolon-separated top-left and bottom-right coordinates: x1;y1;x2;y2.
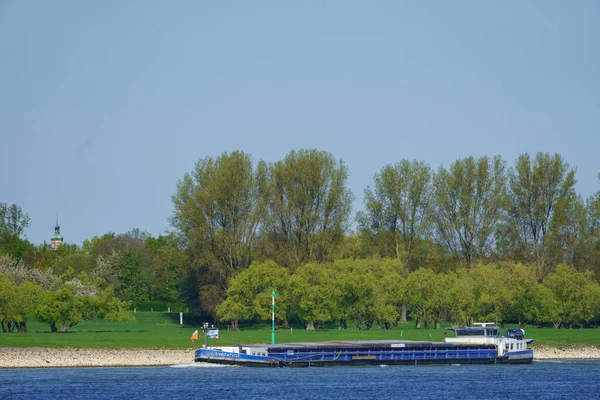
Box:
194;340;533;367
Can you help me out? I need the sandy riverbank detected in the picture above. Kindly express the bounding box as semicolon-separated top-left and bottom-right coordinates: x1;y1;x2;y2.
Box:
532;346;600;360
1;346;599;368
0;348;195;368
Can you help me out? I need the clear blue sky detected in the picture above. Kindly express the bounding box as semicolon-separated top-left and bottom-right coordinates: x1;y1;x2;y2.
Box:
1;1;598;246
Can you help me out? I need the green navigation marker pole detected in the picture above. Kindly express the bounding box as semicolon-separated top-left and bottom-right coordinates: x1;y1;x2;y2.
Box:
271;290;276;344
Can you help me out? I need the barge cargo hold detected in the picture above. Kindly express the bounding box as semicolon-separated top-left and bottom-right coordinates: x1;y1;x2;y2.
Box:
194;325;534;367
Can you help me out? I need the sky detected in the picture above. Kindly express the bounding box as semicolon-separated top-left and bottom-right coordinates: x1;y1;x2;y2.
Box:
1;0;599;246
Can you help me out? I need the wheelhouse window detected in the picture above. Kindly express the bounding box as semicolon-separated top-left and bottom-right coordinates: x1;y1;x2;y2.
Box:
456;329;485;336
454;328;498;337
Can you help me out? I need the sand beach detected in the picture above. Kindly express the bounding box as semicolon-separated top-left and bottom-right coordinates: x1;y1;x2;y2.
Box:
0;348;194;368
1;346;599;368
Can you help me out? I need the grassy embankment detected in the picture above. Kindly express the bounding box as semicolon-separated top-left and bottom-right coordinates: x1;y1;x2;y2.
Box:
0;312;598;349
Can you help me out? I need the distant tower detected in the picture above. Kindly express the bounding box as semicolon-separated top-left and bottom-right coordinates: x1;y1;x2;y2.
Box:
51;217;63;250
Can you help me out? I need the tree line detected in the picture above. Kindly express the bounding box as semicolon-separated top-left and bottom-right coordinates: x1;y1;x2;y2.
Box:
0;149;598;332
216;259;600;330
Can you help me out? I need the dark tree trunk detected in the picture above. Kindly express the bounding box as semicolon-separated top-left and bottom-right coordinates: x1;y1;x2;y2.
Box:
339;319;347;329
49;321;58;333
365;320;373;330
18;320;27;333
60;322;78;332
400;305;407;323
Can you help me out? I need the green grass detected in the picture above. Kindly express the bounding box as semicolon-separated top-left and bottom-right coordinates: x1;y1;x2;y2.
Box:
1;312;599;348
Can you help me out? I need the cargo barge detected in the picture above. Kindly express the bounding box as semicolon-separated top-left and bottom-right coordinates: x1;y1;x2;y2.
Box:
194;325;534;367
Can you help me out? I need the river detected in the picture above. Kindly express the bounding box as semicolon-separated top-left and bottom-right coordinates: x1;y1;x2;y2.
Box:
1;360;599;399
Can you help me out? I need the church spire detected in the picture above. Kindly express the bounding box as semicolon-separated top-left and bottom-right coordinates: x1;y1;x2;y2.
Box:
51;216;63;250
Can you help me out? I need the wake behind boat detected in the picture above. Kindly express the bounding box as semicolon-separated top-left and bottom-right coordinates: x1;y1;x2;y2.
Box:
194;324;534;367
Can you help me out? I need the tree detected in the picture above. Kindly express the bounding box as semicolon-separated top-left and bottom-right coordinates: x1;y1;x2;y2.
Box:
117;250;150;301
92;234;153;301
35;283;135;332
566;179;600;279
498;262;538;328
470;264;512;324
334;260;379;330
0;254;58;290
520;283;559;328
333;258;403;330
0;203;30;238
215;261;290;329
90;287;136;322
289;262;338;329
0;273;14;332
404;268;440;328
543;264;599;328
53;253;94;276
357;160;432;269
445;269;476;327
263;149;353;270
92;250;121;289
150;245;187;302
432;156;507;268
0;232;36;265
503;153;576;279
4;280;45;332
171;151;267;313
82;232;116;254
36;285;84;333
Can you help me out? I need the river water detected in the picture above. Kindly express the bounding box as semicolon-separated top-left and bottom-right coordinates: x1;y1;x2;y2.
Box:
1;360;599;399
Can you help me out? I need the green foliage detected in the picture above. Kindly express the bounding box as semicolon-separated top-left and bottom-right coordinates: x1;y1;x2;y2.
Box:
53;253;94;276
117;251;149;301
81;232;116;254
471;264;512;322
263;149;353;269
1;151;598;332
504;153;576;279
333;258;404;329
432;155;507;267
289;262;339;329
36;285;84;332
0;232;36;265
445;269;476;326
543;264;600;327
0;273;15;331
0;203;30;238
150;245;187;302
404;268;441;328
357;160;432;268
171;151;267;311
6;281;45;332
216;261;290;329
